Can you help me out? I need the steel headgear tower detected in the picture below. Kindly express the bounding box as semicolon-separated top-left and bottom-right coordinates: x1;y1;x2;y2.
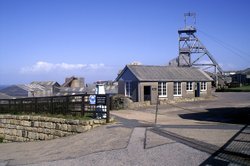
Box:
177;12;224;87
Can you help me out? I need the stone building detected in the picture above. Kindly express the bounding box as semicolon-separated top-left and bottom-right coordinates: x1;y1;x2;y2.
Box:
58;76;85;95
116;65;213;104
30;81;60;97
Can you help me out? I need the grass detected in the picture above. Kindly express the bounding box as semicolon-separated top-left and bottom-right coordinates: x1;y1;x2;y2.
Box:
216;85;250;92
0;137;3;143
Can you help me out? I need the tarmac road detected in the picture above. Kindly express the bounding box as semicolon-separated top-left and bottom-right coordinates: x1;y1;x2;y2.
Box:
27;128;209;166
0;92;249;166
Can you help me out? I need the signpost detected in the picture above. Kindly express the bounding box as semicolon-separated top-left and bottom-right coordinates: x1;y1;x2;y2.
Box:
155;95;159;125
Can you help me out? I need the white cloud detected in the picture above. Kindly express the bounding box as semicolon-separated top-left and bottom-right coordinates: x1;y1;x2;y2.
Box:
20;61;105;74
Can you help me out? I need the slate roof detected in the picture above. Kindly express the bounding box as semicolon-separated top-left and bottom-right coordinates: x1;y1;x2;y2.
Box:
31;81;60;87
118;65;213;82
18;84;45;92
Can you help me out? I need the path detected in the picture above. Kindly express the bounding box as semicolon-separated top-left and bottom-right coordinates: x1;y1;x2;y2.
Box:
27;127;209;166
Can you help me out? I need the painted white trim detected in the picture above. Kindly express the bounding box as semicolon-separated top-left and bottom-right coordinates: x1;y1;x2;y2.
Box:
186;82;193;91
200;82;207;91
158;82;167;97
173;82;182;96
125;81;132;97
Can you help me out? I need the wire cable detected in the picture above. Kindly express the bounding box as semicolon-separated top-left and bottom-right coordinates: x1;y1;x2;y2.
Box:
197;29;250;63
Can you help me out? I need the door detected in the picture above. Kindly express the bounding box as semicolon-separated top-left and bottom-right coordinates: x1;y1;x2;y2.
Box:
144;86;151;101
195;82;200;97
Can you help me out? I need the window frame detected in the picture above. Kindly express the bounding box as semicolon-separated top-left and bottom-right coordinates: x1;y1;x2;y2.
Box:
125;81;132;97
173;82;182;96
186;82;193;91
158;82;167;97
200;81;207;91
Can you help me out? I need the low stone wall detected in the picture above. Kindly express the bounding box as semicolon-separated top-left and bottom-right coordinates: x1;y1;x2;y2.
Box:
0;115;107;143
159;96;214;104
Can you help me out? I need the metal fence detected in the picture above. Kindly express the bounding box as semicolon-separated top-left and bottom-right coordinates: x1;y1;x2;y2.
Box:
0;94;110;123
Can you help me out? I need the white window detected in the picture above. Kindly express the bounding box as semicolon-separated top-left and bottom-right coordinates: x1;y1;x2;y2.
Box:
174;82;182;96
158;82;167;97
125;81;131;97
201;82;207;91
186;82;193;91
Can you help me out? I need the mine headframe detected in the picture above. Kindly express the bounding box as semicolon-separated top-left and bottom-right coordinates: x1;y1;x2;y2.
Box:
177;12;224;87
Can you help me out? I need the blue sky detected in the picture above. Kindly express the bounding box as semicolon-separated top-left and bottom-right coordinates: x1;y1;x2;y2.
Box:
0;0;250;84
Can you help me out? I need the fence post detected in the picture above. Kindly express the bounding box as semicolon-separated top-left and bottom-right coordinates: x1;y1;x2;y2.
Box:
81;95;84;116
50;97;53;114
34;98;37;113
66;96;69;115
106;95;110;123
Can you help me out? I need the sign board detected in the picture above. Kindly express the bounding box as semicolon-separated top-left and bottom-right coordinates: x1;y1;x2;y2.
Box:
89;95;96;105
96;96;106;105
152;88;157;91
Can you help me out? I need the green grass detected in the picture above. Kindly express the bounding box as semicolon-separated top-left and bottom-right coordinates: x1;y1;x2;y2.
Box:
0;137;3;143
216;85;250;92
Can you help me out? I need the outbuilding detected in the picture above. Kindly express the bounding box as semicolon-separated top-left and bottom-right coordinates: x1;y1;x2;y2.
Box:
116;65;213;104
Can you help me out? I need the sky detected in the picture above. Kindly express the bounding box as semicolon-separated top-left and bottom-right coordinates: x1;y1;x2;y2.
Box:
0;0;250;85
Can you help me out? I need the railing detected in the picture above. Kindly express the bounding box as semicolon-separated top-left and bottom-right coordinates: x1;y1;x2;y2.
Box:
0;94;110;123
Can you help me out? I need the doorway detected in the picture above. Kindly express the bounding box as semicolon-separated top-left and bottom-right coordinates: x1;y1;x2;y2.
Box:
144;86;151;101
195;82;200;97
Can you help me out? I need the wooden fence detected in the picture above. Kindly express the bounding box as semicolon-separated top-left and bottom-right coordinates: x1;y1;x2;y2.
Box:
0;94;110;123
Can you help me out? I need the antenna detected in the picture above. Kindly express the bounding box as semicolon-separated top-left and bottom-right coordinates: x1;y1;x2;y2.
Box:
184;12;196;29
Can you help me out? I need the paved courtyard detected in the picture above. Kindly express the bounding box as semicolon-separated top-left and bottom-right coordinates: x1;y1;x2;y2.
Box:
0;92;249;166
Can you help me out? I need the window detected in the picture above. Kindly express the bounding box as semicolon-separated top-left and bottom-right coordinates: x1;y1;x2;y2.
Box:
125;81;131;97
186;82;193;91
201;82;207;91
174;82;182;96
158;82;167;97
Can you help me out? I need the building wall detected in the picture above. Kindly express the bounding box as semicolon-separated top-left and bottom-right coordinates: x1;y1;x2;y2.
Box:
232;74;250;85
167;82;174;100
200;82;211;97
131;81;138;102
118;81;125;95
117;81;138;102
138;82;158;104
118;72;212;104
117;67;139;101
70;78;85;88
152;81;212;103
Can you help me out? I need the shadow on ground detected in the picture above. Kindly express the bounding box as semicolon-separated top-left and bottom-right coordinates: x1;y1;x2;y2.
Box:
179;107;250;125
108;114;155;129
179;106;250;165
200;124;250;166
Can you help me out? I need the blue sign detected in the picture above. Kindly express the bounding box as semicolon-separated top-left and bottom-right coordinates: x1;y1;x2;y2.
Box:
89;95;96;105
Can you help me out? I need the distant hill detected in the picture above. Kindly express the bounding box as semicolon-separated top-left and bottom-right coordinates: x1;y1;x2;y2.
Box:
0;85;28;97
0;85;9;90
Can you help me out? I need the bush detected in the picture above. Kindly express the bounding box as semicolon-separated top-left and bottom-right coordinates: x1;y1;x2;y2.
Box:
216;85;250;92
110;95;134;110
